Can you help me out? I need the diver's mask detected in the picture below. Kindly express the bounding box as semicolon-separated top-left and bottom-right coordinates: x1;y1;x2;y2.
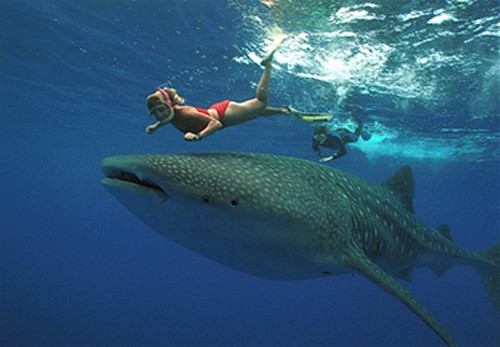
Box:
148;103;174;123
148;87;175;123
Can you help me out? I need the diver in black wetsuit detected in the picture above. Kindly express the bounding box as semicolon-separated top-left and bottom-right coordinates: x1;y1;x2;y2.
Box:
312;116;371;162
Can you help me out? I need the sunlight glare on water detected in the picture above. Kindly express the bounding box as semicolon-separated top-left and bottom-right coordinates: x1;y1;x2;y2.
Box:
231;0;499;162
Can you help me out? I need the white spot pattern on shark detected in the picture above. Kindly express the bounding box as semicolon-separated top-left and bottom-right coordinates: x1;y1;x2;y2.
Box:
101;152;500;346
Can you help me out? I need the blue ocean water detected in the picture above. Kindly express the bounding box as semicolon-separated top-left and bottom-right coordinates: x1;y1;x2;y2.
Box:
1;0;498;346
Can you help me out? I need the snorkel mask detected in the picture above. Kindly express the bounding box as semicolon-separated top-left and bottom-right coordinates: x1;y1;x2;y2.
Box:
313;133;327;143
148;87;175;123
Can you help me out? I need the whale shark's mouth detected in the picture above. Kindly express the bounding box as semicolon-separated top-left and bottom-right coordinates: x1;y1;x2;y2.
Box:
112;171;164;193
102;167;169;199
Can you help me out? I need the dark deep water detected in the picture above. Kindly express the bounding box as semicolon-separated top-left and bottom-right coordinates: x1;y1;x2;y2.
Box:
1;1;499;346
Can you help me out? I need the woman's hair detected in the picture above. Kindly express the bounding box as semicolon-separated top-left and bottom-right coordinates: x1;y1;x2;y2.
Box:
146;87;185;109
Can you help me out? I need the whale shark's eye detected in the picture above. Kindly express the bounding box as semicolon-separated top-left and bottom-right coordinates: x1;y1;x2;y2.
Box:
230;199;239;207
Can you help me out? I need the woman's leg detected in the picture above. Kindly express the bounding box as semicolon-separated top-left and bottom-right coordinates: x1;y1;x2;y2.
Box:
256;61;272;103
222;99;272;127
222;40;290;126
261;106;289;116
222;55;278;126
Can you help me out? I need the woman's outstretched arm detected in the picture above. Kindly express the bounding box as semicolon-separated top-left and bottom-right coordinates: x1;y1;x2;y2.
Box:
184;118;223;141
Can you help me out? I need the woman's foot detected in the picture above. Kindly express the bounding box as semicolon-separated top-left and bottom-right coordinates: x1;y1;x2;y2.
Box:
283;105;297;116
300;114;333;123
284;105;333;123
260;46;278;66
261;35;287;66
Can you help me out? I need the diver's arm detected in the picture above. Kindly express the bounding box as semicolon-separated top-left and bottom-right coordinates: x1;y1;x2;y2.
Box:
312;140;324;158
333;142;347;159
321;141;347;162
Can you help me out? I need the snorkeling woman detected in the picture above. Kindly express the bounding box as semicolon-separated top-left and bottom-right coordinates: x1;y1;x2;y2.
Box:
145;40;331;141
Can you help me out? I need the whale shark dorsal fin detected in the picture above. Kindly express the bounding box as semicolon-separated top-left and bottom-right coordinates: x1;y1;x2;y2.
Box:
436;224;453;241
340;246;457;347
381;166;415;213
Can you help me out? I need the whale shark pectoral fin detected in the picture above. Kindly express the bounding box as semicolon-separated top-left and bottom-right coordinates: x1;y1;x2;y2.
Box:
340;246;457;347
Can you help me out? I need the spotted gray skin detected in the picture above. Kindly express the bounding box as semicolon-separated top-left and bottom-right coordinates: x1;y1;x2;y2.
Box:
101;152;499;347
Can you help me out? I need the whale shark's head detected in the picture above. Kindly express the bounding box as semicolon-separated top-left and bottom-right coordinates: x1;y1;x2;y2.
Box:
101;152;321;216
100;152;343;280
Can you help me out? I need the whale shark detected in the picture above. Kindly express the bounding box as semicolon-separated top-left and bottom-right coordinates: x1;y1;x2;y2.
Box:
101;152;499;346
